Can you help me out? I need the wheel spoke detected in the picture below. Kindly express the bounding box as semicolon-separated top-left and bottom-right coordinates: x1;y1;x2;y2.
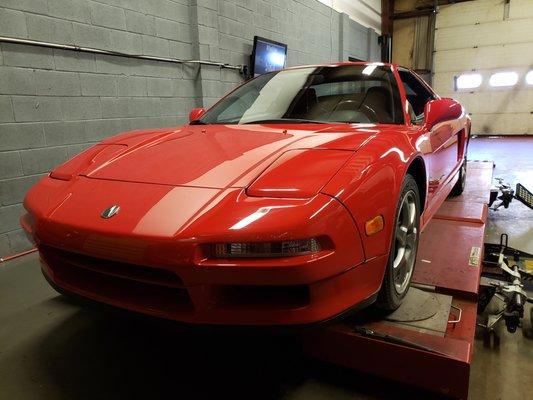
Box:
396;225;407;246
406;230;417;249
394;257;407;283
393;246;405;269
407;202;416;228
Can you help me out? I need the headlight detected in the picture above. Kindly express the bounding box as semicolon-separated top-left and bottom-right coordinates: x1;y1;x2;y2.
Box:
211;238;321;258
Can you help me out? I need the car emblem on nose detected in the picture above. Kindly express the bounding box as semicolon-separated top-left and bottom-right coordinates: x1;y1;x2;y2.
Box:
101;205;120;219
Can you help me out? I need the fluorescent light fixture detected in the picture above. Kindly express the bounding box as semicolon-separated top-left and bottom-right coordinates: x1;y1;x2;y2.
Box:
455;73;482;89
526;71;533;85
489;71;518;87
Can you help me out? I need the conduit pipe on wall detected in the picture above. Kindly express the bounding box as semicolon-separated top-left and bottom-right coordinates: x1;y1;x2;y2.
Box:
0;36;244;72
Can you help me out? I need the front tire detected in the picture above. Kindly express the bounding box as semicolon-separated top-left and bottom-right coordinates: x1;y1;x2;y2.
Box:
376;174;421;311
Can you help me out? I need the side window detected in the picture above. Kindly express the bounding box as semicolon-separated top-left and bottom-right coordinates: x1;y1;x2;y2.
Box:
398;70;435;123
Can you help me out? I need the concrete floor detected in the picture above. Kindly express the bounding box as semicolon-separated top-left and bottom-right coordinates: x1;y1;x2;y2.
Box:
0;136;532;399
466;137;533;400
468;137;533;254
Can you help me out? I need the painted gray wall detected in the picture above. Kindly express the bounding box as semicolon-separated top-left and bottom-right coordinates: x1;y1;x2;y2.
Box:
0;0;380;256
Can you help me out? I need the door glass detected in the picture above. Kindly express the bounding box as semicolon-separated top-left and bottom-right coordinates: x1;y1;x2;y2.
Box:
399;70;435;123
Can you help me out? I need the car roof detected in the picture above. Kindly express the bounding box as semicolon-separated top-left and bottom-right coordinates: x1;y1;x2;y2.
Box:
281;61;401;72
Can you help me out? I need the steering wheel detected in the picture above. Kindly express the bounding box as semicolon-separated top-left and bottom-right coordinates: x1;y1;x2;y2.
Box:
329;100;372;123
359;104;379;122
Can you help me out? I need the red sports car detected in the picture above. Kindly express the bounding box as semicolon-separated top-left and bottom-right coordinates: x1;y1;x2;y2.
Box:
22;62;469;325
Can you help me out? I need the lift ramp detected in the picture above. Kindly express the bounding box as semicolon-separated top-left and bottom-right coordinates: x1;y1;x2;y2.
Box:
302;161;494;399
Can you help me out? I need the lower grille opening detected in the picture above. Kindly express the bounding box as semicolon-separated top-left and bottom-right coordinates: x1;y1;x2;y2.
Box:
214;285;310;310
41;246;193;317
41;246;184;288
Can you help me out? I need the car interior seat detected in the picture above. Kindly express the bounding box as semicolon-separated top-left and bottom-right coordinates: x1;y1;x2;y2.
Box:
289;88;319;118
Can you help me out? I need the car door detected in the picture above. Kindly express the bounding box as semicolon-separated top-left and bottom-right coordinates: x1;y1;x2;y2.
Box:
398;69;459;201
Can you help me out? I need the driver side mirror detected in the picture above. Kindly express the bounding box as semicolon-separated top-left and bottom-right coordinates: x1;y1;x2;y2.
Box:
424;98;463;130
189;107;206;123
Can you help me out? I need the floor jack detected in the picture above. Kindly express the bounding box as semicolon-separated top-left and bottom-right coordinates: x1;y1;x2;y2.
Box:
481;179;533;340
478;234;533;341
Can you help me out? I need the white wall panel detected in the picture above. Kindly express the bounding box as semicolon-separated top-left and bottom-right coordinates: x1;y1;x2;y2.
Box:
435;19;533;51
470;113;533;135
438;91;533;114
434;43;533;73
436;0;503;29
319;0;382;33
333;0;381;34
434;0;533;135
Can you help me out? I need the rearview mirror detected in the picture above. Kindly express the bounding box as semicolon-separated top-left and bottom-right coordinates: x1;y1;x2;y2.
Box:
424;98;463;130
189;107;206;123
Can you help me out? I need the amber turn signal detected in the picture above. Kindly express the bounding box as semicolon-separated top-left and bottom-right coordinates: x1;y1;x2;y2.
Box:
365;215;384;236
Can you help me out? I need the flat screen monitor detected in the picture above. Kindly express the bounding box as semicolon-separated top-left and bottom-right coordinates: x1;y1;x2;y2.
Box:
251;36;287;77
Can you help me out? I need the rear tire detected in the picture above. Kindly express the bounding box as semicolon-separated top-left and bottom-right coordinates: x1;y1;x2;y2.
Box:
450;157;467;196
376;174;421;311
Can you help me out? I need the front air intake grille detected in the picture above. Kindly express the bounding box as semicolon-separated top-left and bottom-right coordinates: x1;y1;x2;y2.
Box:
40;246;193;317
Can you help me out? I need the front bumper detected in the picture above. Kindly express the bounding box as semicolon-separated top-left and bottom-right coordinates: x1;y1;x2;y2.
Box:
40;245;386;325
24;179;386;325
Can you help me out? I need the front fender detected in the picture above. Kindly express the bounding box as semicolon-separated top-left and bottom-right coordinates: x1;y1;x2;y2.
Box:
321;133;420;260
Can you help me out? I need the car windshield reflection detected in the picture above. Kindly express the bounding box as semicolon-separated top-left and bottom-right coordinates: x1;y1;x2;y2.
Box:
197;65;405;125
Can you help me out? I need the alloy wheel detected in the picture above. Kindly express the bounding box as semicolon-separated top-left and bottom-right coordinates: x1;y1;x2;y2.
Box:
392;190;418;294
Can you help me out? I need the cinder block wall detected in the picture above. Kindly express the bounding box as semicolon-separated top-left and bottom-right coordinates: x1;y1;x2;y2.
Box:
0;0;380;256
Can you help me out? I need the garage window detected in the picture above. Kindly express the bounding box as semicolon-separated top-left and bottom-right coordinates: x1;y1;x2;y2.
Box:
455;73;482;90
489;71;518;87
526;71;533;85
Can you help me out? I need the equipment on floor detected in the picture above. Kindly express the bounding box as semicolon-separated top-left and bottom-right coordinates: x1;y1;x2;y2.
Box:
489;178;533;210
478;233;533;336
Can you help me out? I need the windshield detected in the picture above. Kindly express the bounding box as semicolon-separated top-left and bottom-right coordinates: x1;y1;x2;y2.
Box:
197;64;404;125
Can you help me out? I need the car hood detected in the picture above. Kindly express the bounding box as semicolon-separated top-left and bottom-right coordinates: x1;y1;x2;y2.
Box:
82;124;381;188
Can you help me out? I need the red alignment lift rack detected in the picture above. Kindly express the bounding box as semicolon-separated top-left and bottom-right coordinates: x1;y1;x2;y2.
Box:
302;161;494;399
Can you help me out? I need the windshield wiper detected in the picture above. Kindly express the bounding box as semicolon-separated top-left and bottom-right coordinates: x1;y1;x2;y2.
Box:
242;118;330;124
189;120;207;125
